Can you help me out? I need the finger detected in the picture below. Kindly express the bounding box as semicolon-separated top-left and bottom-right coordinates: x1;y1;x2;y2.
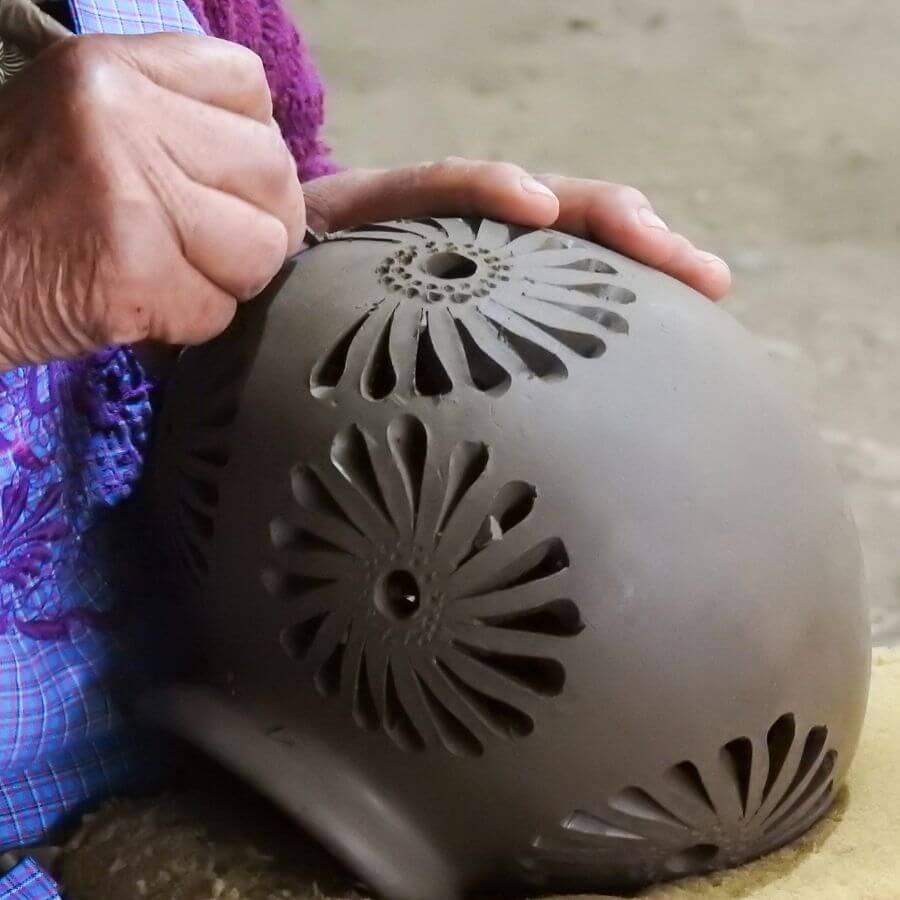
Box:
157;94;305;253
164;178;290;301
106;252;237;347
102;33;273;122
302;158;560;233
151;264;238;345
535;175;731;300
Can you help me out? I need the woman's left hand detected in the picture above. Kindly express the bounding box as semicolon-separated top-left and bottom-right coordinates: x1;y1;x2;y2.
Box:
302;159;731;301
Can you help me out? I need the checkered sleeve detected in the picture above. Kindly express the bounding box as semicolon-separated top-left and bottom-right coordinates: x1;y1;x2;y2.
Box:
0;857;60;900
69;0;204;36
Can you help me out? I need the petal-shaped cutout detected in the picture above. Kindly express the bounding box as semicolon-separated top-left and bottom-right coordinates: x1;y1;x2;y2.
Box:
261;568;340;601
461;309;529;380
352;647;380;731
331;424;394;525
278;498;370;560
448;572;568;622
521;265;621;286
505;230;564;256
360;304;399;400
363;634;390;727
501;289;626;339
303;462;392;547
438;642;550;707
433;658;534;740
469;598;583;639
414;668;484;757
510;248;616;273
477;299;568;381
269;520;352;557
763;751;836;837
763;725;829;822
606;787;692;838
655;761;720;830
300;607;349;676
394;219;450;242
560;811;646;842
280;609;334;659
719;737;754;817
387;415;428;526
276;550;356;583
290;466;368;541
424;305;469;391
435;439;491;537
310;309;373;396
281;608;340;664
414;311;454;396
450;624;568;671
475;219;513;250
339;618;367;709
450;314;512;395
522;279;636;309
453;536;569;600
436;217;477;246
762;714;797;806
384;653;433;751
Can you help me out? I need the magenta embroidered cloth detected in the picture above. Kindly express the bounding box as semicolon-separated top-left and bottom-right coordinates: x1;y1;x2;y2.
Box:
0;0;333;862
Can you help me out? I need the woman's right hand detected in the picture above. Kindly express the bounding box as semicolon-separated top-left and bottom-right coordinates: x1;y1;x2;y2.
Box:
0;32;306;371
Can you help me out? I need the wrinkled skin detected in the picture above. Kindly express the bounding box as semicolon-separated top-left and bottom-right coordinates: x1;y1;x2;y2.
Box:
0;33;730;372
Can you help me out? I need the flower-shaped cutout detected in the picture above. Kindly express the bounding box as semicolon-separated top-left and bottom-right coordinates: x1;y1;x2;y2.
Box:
156;313;263;584
521;713;837;888
310;218;635;401
264;414;583;756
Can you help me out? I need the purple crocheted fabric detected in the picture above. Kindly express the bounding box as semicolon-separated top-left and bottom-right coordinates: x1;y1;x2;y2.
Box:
0;0;334;855
186;0;336;181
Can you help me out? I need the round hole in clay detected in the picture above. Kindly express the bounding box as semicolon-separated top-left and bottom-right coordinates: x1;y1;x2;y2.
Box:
423;251;478;280
376;569;422;620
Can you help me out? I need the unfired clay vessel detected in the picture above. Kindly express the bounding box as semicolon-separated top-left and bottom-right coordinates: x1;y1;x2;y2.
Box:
147;218;871;900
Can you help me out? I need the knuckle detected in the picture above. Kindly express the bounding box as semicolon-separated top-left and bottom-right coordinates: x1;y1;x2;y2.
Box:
266;128;297;183
426;156;468;180
234;45;267;85
239;220;288;296
616;184;651;209
55;37;119;103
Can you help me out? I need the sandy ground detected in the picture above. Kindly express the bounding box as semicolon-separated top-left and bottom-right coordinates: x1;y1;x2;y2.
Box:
300;0;900;643
59;1;900;896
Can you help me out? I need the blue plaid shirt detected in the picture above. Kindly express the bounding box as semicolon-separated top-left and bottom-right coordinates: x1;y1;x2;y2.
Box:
0;1;203;893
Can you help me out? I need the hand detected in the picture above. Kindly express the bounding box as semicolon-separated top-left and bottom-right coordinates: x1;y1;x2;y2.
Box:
0;33;305;371
303;159;730;301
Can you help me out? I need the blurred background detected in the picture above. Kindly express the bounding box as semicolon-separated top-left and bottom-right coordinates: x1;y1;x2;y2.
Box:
301;0;900;644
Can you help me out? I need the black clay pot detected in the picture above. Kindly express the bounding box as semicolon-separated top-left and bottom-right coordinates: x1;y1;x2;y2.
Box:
147;218;871;900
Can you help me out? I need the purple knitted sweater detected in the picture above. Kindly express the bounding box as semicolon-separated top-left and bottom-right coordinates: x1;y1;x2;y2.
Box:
185;0;335;181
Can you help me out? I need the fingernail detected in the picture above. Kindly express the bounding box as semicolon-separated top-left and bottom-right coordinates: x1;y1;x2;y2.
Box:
637;207;669;231
695;249;729;268
520;176;557;199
